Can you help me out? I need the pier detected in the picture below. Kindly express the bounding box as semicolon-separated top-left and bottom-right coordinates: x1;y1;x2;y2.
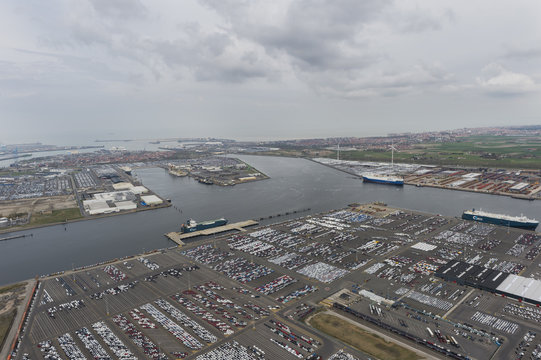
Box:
164;219;259;245
0;234;31;242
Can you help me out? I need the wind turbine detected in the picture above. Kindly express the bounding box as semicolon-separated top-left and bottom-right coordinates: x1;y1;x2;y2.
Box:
388;140;398;170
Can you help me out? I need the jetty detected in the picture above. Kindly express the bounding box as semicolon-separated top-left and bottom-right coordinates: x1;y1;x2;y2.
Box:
0;234;30;242
165;219;258;245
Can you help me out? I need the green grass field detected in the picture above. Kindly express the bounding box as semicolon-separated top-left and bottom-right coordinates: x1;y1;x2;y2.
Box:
0;283;25;295
254;135;541;168
309;313;422;360
0;310;16;352
331;135;541;169
430;136;541;155
0;282;26;352
29;208;82;225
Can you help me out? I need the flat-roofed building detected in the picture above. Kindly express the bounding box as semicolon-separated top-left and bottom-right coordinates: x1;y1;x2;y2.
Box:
141;195;163;206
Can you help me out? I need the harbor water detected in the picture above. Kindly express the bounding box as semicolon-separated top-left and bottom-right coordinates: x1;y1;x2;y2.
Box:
0;155;539;285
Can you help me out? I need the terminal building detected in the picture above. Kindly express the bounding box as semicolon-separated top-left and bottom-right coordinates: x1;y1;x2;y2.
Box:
435;260;541;306
435;260;507;292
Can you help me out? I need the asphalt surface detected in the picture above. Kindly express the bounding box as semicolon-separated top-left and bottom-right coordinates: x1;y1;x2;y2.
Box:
10;204;541;360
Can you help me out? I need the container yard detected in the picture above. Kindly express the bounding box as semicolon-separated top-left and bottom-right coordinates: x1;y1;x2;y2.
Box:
7;203;541;359
314;158;541;200
163;156;268;186
404;168;541;200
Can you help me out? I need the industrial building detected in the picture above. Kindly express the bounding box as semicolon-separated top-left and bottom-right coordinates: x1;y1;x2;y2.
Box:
140;195;163;206
83;190;139;215
112;182;133;190
114;201;137;211
496;275;541;304
112;182;148;194
436;260;541;305
93;190;136;202
82;199;114;215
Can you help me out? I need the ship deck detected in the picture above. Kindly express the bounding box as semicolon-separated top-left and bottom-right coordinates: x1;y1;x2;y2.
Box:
165;219;259;245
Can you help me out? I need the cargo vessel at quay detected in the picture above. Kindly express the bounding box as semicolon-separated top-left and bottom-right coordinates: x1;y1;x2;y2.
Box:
462;209;538;230
362;174;404;186
180;218;228;233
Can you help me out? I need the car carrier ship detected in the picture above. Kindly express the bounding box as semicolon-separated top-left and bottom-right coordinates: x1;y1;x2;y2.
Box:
180;218;228;233
462;209;538;230
362;174;404;186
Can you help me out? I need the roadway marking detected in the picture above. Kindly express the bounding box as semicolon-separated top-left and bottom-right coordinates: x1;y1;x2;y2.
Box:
443;288;475;319
396;289;414;302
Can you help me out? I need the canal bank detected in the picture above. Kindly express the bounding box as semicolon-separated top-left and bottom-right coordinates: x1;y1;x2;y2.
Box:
0;155;539;285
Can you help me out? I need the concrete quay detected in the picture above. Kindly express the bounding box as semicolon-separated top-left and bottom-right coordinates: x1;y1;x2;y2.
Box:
165;219;259;245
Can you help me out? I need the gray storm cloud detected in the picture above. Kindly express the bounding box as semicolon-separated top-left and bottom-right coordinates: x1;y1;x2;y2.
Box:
0;0;540;144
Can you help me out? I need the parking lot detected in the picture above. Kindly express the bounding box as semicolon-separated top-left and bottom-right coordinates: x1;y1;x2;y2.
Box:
0;175;72;201
13;203;541;360
18;248;346;360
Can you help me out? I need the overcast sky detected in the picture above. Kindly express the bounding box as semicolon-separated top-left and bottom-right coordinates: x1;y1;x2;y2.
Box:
1;0;540;145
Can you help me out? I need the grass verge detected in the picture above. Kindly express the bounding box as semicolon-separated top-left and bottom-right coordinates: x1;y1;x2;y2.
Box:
309;313;421;360
0;283;25;295
30;207;82;225
0;310;16;352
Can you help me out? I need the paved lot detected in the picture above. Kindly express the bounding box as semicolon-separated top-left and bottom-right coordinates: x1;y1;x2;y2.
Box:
11;204;541;360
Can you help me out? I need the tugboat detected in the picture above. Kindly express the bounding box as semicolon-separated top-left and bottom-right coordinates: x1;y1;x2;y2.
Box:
180;218;228;233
